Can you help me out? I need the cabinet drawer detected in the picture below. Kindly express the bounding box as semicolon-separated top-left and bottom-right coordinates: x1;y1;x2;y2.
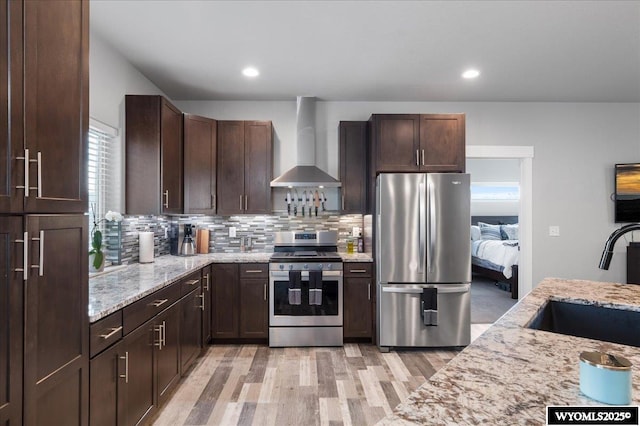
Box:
344;263;373;277
180;270;202;296
239;263;268;278
90;310;123;358
123;283;180;335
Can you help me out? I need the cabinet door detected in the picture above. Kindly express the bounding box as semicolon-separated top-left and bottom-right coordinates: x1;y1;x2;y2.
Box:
344;277;373;339
89;341;124;426
339;121;367;213
184;114;217;214
216;121;245;215
23;0;88;213
161;99;183;214
155;304;181;407
419;114;465;172
244;121;272;214
180;290;203;374
373;114;420;172
0;1;22;213
121;320;155;426
0;216;22;424
23;214;88;425
239;278;268;339
211;264;239;338
202;266;212;344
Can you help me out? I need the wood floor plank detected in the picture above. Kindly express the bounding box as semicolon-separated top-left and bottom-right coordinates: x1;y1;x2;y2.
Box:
154;344;458;426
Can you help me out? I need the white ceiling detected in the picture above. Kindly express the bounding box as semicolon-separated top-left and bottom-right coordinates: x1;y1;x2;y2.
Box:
91;0;640;102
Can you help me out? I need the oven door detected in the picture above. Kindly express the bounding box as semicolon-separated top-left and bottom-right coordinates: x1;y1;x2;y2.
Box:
269;269;343;326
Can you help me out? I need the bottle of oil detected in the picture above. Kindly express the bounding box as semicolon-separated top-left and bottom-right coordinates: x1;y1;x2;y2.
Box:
357;232;364;253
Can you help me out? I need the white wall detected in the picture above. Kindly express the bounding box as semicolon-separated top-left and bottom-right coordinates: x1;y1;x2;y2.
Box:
89;37;640;287
175;100;640;286
89;32;168;212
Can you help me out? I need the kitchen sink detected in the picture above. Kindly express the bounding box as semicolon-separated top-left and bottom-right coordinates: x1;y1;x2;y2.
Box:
527;300;640;348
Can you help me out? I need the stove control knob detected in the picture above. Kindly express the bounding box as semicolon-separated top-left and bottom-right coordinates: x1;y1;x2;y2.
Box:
317;264;323;270
326;264;332;270
279;264;284;270
303;264;308;270
288;264;294;270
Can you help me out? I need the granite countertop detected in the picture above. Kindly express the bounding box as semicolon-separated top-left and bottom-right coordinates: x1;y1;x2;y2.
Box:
89;251;372;322
379;278;640;425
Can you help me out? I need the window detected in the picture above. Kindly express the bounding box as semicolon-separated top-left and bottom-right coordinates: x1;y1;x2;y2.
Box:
88;118;119;232
470;182;520;201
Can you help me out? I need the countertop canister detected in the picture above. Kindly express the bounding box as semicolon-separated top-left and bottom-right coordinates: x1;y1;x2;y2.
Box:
579;351;632;405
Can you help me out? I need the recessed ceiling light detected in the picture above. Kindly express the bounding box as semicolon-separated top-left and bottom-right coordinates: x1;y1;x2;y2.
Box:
242;67;259;77
462;69;480;79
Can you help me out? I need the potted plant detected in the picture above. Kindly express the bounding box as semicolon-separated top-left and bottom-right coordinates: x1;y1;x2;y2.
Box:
90;204;123;272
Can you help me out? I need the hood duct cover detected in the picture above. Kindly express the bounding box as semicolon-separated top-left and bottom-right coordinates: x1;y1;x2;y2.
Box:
270;96;341;188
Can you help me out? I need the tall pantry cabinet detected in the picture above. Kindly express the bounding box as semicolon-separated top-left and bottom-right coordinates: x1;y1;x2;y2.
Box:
0;1;89;425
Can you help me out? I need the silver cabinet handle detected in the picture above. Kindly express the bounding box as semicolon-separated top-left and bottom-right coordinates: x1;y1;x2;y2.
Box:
30;230;44;276
342;194;345;211
244;269;264;274
99;326;123;340
240;195;243;210
204;273;209;291
162;320;166;348
154;323;163;349
198;292;205;311
119;352;129;383
14;232;28;281
150;299;168;308
244;195;248;211
415;149;419;166
211;194;216;210
368;283;371;300
15;148;29;197
421;149;425;167
34;151;42;198
263;283;267;301
185;279;200;286
163;190;169;208
348;269;367;273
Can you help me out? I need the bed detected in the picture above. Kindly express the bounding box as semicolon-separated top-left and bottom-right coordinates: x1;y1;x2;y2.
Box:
471;215;519;299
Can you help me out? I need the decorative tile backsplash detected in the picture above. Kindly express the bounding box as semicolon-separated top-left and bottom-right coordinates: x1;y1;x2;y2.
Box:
111;212;364;264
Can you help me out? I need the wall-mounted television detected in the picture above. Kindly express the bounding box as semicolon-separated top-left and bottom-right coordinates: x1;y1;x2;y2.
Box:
615;163;640;223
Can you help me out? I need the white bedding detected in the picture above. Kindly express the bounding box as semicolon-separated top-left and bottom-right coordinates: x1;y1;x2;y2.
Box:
472;239;519;279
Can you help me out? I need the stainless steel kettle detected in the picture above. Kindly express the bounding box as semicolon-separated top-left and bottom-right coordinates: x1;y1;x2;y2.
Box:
181;224;196;256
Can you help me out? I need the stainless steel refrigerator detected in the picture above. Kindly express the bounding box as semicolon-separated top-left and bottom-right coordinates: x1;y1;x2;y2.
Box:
376;173;471;351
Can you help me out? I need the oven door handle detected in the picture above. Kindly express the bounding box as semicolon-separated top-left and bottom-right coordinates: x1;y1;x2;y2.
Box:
269;270;342;278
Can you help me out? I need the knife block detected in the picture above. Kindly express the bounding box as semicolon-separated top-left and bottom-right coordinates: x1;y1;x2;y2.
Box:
196;228;210;254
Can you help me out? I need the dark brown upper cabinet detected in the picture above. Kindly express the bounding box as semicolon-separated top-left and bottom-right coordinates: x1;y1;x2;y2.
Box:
0;0;88;214
126;95;183;215
184;114;217;214
371;113;465;173
217;120;272;215
339;121;368;213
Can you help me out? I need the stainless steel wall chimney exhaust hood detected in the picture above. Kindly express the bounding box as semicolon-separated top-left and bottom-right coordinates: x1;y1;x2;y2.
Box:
270;96;341;188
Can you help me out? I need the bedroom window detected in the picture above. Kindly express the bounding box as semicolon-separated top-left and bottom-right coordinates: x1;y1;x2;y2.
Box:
470;182;520;201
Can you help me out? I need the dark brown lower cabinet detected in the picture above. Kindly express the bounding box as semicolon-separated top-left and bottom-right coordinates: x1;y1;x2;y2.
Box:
122;319;155;426
344;263;373;340
180;288;203;374
89;341;124;426
211;263;240;338
155;303;181;408
239;278;269;338
0;216;22;425
23;214;89;425
202;266;212;344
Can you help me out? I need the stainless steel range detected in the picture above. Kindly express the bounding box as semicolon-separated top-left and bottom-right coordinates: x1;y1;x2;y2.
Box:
269;231;343;347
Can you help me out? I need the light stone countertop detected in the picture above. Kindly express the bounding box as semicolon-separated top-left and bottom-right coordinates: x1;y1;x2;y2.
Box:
89;251;372;322
378;278;640;425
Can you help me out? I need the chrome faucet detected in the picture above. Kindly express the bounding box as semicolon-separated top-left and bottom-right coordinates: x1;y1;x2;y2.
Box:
598;223;640;270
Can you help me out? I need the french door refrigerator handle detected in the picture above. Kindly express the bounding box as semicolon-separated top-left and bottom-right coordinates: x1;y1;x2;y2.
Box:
418;176;426;275
428;180;436;273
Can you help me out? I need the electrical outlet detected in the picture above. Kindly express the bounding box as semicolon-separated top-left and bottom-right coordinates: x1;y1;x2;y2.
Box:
229;226;236;238
549;226;560;237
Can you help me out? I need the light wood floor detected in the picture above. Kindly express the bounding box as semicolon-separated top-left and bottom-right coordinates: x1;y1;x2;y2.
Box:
154;325;491;426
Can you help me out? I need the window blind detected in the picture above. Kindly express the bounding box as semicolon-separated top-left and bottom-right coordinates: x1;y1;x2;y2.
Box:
88;119;119;233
